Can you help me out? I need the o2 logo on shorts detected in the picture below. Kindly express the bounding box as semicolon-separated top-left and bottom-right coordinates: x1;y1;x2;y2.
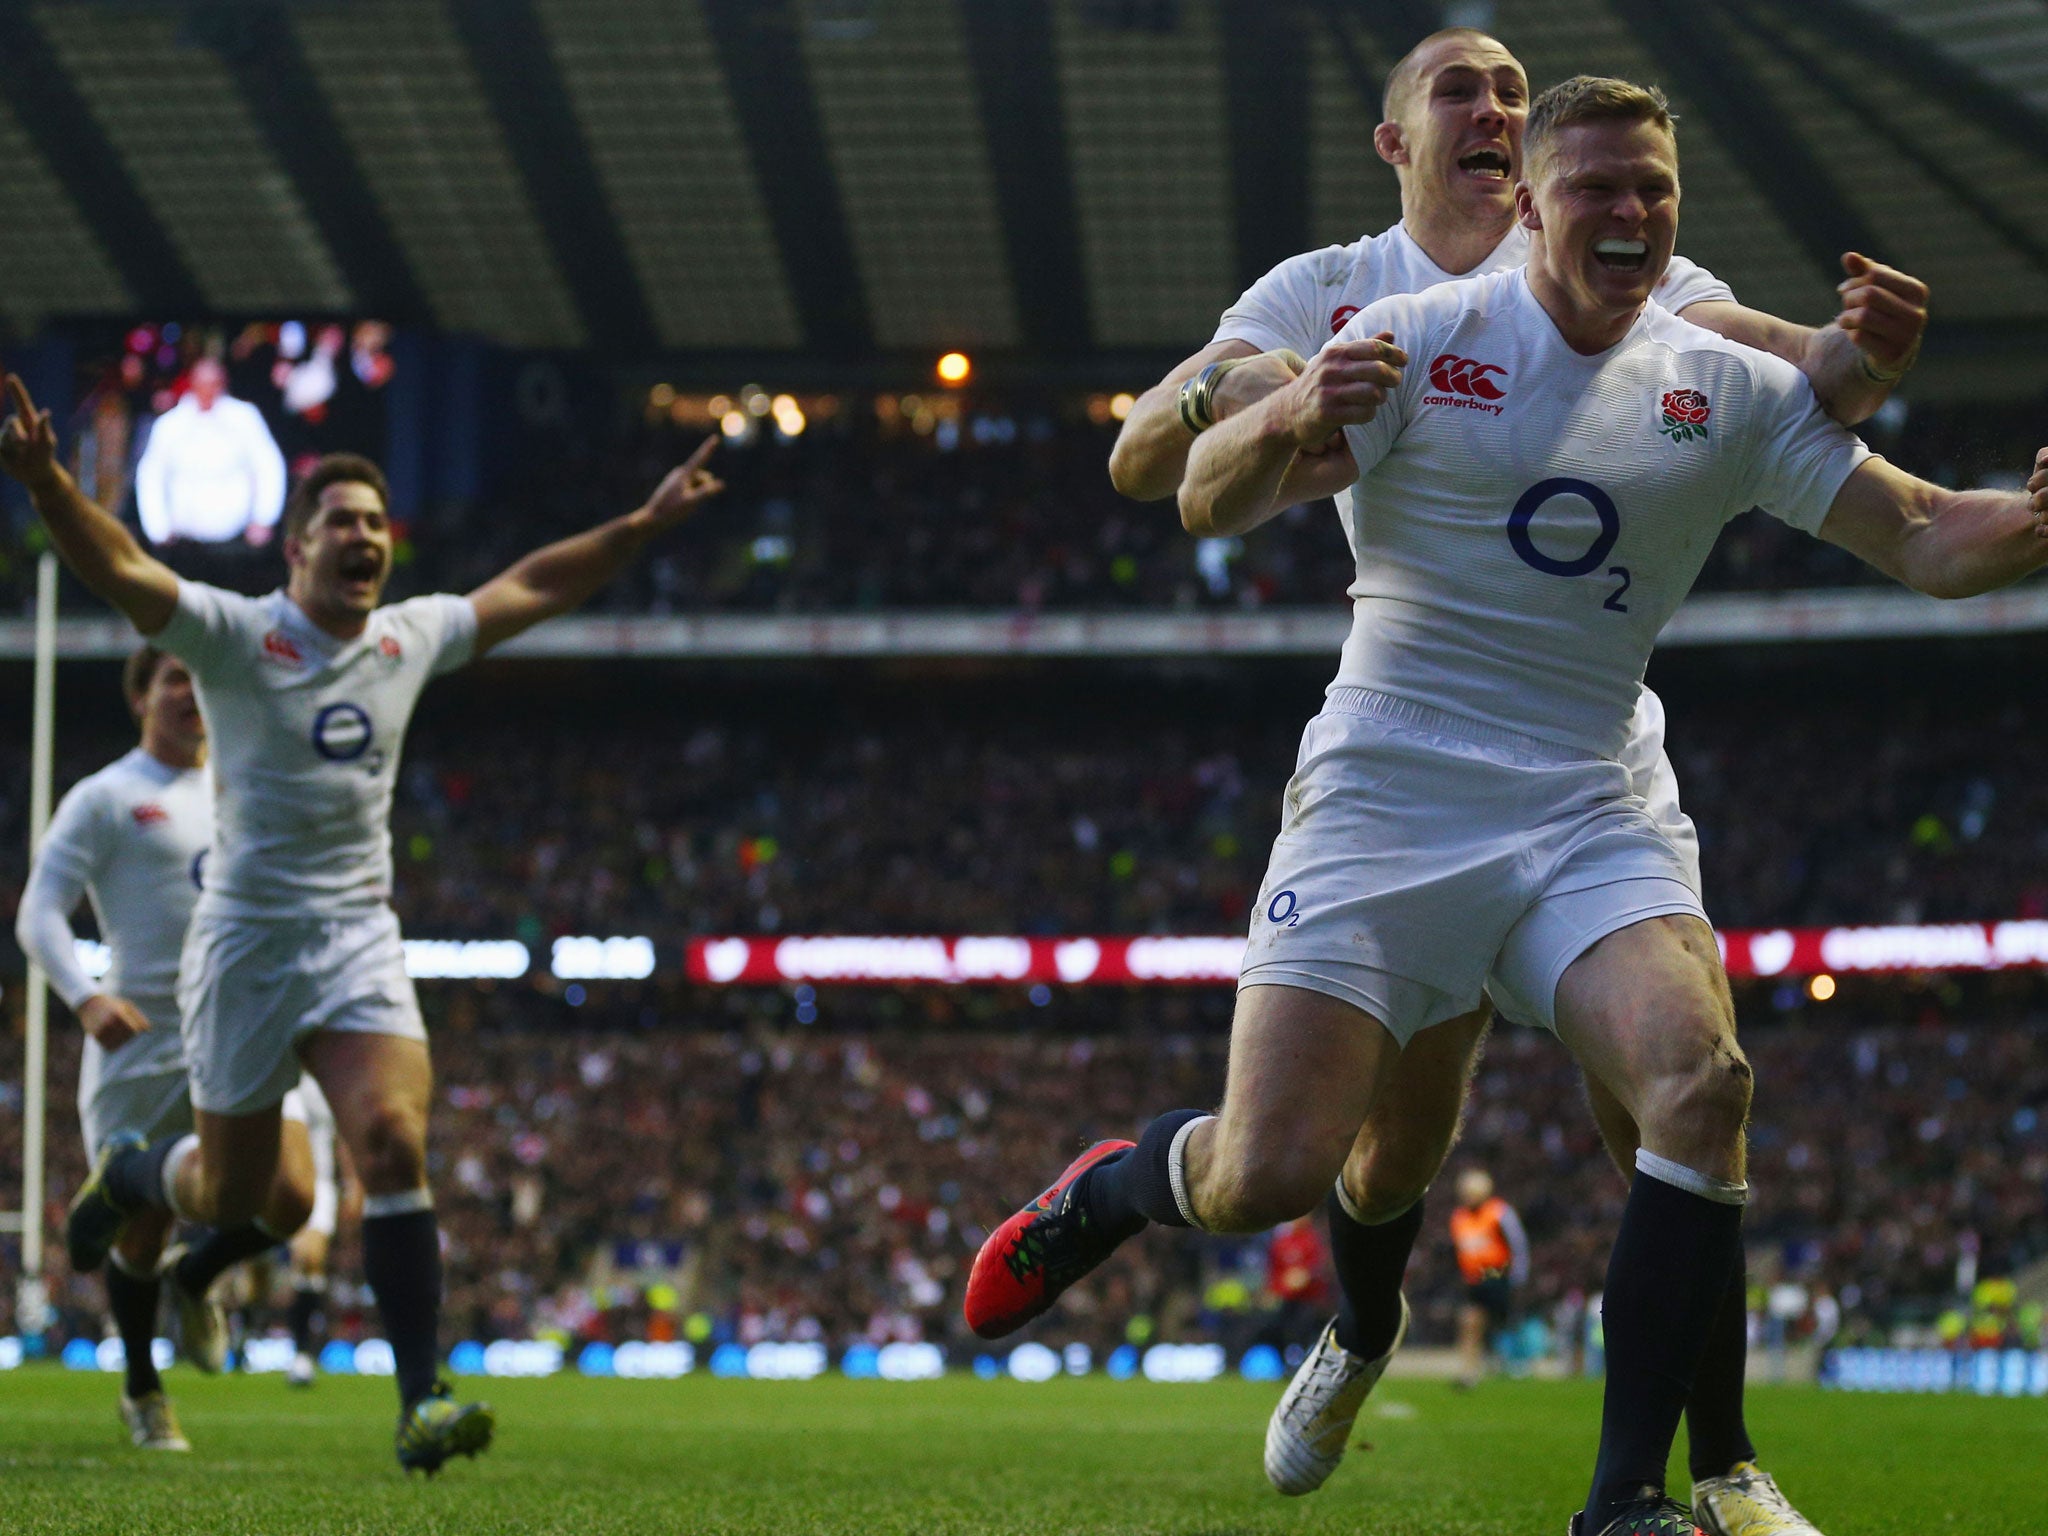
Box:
1507;477;1631;613
1266;890;1302;928
311;702;374;763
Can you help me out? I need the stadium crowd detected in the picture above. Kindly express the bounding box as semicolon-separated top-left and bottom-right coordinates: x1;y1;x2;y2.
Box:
2;387;2033;616
6;1000;2043;1357
9;665;2046;953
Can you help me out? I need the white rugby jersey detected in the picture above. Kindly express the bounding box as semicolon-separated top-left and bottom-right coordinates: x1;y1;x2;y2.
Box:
1211;222;1732;778
1330;267;1869;758
1212;221;1733;360
155;582;476;919
15;748;210;1080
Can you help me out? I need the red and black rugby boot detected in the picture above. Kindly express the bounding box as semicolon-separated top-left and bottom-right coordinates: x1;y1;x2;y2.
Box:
1570;1493;1706;1536
964;1139;1136;1339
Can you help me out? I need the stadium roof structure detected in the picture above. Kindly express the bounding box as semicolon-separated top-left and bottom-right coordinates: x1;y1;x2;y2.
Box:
0;0;2042;391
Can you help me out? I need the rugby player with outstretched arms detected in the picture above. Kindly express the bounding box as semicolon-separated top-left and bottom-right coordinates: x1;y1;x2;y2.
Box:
970;76;2045;1536
15;645;323;1449
1094;28;1927;1536
0;385;723;1473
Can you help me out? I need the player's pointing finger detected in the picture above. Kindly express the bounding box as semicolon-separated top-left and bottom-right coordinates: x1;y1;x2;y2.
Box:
681;434;720;473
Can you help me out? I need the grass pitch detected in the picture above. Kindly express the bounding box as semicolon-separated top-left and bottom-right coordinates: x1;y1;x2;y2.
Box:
0;1366;2039;1535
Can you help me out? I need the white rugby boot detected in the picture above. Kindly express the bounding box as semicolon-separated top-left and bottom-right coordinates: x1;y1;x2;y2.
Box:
120;1391;191;1452
157;1243;229;1374
1692;1463;1825;1536
1264;1295;1409;1495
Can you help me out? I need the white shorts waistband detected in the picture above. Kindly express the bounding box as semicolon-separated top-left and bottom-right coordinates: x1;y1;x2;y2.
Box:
1321;687;1598;765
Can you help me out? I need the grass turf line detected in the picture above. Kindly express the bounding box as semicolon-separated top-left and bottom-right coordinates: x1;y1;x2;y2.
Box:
0;1368;2040;1534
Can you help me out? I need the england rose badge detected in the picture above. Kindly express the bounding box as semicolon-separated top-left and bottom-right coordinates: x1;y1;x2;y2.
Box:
1659;388;1710;443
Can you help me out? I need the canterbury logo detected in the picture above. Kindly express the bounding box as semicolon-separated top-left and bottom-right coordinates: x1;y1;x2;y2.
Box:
262;630;303;665
1427;354;1508;400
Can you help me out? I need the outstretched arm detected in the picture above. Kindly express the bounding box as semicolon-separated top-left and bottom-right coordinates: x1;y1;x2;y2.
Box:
1819;452;2048;599
1681;253;1928;428
1;375;178;634
468;435;724;656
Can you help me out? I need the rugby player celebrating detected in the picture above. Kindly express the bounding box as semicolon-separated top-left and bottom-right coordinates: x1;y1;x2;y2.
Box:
1101;28;1925;1536
1;384;723;1473
972;76;2045;1536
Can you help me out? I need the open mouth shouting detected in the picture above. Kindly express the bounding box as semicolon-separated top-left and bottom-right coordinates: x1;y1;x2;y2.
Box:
337;545;386;588
1457;147;1512;183
1592;237;1649;274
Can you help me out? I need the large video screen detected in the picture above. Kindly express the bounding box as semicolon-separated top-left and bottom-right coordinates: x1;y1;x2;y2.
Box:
70;320;395;546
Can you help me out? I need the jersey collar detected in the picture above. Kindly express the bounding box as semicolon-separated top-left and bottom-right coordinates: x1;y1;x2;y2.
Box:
269;588;376;664
123;747;187;786
1391;219;1528;283
1513;267;1654;364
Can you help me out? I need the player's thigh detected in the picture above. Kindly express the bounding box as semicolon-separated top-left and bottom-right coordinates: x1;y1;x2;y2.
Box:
1202;982;1402;1210
1349;1005;1492;1208
1553;913;1746;1140
194;1103;287;1211
302;1029;433;1182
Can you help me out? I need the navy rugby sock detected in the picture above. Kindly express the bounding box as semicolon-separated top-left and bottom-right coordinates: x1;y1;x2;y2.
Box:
1328;1189;1422;1360
106;1259;163;1398
289;1282;327;1358
102;1139;181;1213
174;1220;284;1297
362;1202;444;1408
1586;1161;1745;1530
1079;1108;1210;1235
1684;1253;1758;1481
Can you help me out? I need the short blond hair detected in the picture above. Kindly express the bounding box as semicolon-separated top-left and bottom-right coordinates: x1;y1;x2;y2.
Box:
1525;75;1675;176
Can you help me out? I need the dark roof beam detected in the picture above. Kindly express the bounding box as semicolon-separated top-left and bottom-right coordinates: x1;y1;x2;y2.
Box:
449;0;657;355
1617;1;1881;283
1724;0;2048;280
193;4;430;321
702;0;871;358
957;0;1091;355
1773;0;2048;171
1311;0;1388;120
0;8;201;313
1220;0;1310;292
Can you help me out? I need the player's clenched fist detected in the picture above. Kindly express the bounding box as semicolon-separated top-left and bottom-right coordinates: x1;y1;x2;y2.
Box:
1835;253;1927;380
1268;333;1407;447
2025;447;2048;537
77;993;152;1052
0;374;60;488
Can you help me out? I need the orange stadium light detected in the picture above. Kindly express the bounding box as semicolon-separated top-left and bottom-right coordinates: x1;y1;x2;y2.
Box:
936;351;972;387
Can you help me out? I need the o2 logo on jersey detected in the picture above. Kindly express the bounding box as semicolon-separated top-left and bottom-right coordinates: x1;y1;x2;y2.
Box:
311;702;374;763
1507;478;1632;613
1266;890;1302;928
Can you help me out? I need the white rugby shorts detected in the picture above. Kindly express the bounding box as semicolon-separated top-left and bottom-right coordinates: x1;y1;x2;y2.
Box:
1239;688;1705;1043
79;1065;192;1161
178;906;426;1116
